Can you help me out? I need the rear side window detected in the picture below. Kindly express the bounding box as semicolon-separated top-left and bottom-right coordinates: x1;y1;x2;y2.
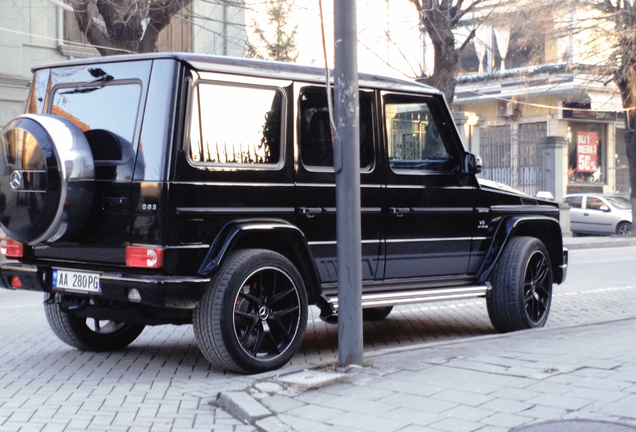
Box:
384;95;458;174
299;87;374;170
564;196;583;208
190;82;283;168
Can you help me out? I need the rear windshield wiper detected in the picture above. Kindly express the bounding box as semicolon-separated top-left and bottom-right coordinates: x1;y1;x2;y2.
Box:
59;86;102;95
59;70;114;95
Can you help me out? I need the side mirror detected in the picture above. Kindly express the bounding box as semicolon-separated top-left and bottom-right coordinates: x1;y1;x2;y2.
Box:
463;152;482;175
599;205;610;212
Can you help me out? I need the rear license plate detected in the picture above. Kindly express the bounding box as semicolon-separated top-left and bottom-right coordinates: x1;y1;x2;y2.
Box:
52;269;101;294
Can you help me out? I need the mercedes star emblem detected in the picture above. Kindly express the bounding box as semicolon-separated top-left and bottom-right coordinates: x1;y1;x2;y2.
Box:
9;170;22;191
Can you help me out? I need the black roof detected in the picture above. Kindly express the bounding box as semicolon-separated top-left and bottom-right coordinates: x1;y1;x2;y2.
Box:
33;52;440;95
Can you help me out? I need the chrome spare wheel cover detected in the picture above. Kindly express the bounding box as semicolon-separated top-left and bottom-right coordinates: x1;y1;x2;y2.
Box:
0;114;95;245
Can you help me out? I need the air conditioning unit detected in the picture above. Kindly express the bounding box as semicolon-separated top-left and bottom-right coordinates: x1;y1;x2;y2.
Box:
497;100;516;117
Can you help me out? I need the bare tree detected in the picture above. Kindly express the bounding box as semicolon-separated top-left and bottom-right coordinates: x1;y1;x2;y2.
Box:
601;0;636;215
407;0;492;101
70;0;193;55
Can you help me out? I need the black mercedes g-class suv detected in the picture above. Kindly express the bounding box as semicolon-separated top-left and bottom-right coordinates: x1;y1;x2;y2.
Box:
0;54;567;374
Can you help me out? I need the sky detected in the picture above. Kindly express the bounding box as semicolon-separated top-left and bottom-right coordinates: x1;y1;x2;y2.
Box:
245;1;429;80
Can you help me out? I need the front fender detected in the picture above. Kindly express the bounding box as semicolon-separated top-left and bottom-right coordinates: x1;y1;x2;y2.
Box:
477;215;566;284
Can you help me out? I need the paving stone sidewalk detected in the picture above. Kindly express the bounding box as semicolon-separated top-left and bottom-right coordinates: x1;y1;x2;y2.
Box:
216;317;636;432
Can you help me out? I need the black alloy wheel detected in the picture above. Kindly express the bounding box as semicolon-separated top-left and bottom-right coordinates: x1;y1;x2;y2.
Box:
523;249;551;326
487;236;553;332
232;266;303;362
194;249;308;374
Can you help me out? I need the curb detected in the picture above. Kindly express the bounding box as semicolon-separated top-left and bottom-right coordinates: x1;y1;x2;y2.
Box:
564;237;636;249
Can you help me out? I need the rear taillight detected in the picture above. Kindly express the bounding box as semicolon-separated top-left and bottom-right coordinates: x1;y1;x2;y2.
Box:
126;246;163;268
0;239;23;258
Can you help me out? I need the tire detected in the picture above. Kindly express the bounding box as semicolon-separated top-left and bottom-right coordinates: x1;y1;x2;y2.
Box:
192;249;308;373
616;221;631;236
44;302;145;351
362;306;393;321
0;114;94;245
193;249;308;374
486;236;552;333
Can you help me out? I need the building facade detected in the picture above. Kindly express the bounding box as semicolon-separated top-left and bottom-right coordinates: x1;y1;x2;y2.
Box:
453;1;627;200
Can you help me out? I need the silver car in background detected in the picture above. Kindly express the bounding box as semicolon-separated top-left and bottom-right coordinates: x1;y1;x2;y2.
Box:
564;194;632;236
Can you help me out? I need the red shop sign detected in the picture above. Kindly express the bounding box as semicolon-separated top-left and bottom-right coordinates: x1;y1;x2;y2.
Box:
577;131;598;173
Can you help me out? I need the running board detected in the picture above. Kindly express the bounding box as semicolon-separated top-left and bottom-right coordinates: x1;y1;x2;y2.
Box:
327;284;490;310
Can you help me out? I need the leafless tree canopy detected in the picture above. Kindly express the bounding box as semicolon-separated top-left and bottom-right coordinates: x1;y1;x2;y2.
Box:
408;0;489;101
70;0;193;55
245;0;297;62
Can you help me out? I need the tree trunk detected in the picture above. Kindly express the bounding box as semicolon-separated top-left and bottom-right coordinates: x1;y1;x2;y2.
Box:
73;0;192;55
625;119;636;232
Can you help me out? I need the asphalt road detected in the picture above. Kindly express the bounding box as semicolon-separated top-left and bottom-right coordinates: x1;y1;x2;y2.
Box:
0;245;635;431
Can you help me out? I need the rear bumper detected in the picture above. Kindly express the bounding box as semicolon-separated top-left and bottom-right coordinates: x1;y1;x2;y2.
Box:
0;263;210;309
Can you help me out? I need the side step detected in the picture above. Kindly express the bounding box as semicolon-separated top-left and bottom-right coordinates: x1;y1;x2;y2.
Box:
327;284;490;310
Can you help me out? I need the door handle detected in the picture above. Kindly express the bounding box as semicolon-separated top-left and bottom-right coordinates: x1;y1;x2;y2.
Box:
298;207;323;218
389;207;410;216
584;213;589;216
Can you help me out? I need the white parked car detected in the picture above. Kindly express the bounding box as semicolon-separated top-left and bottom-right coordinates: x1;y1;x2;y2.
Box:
563;194;632;236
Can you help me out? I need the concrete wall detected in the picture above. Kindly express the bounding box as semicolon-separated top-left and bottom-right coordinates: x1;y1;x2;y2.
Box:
0;0;70;128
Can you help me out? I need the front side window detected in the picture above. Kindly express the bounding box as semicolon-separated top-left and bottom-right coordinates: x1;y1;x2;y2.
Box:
384;95;457;173
586;197;606;211
190;83;283;167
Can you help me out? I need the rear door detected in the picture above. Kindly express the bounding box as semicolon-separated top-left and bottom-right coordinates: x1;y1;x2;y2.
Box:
294;85;383;288
40;61;152;263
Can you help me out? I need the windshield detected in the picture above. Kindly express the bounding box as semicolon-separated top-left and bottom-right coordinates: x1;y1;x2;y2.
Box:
606;196;631;210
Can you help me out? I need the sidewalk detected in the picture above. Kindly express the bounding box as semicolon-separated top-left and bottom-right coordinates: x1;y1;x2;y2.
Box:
214;317;636;432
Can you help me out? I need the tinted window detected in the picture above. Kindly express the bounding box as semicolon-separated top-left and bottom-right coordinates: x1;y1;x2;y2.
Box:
564;196;582;208
384;95;457;173
51;82;141;161
299;87;373;169
190;83;283;167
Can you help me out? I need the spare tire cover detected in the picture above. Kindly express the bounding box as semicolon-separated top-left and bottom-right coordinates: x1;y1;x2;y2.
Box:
0;114;95;245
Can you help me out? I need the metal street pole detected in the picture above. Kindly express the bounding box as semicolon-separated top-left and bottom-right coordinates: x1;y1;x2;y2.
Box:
334;0;363;367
